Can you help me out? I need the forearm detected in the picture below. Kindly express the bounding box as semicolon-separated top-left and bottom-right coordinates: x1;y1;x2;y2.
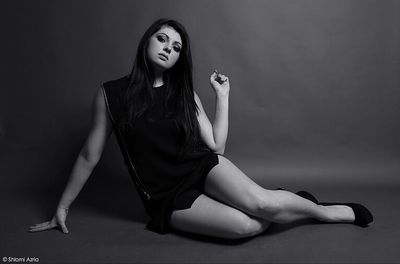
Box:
57;154;97;209
212;93;229;154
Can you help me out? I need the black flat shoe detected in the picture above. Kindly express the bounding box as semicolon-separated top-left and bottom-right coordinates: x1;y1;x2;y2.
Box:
319;202;373;227
296;190;319;204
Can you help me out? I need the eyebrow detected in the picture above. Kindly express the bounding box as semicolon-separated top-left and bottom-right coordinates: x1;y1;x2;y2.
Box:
158;33;182;46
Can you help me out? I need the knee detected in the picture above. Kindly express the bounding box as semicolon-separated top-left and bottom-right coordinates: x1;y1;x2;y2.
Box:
245;189;282;218
231;215;270;239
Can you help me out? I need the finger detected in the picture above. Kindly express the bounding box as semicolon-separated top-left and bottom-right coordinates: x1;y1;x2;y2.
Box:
59;222;69;234
29;224;54;232
29;221;51;229
29;221;54;230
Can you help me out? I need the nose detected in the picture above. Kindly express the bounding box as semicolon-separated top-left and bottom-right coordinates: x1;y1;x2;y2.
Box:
163;45;171;54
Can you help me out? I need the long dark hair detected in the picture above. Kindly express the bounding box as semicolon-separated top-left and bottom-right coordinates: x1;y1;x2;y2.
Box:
118;18;200;156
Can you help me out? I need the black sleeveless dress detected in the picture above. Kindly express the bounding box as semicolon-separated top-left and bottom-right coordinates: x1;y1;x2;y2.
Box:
102;76;220;233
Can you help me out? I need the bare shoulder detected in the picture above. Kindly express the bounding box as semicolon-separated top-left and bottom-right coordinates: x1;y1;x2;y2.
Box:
94;86;106;108
88;86;110;124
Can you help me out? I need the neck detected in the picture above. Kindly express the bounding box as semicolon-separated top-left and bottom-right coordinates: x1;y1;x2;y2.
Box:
153;68;165;88
153;76;164;87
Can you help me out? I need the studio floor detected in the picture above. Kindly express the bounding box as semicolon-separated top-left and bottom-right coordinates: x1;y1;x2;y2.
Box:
2;181;400;264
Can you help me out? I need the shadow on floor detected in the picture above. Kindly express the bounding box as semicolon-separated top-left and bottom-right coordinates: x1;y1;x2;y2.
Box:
25;173;149;225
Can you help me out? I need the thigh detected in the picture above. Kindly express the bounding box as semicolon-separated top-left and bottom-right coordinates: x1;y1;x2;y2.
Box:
170;194;269;239
204;155;274;215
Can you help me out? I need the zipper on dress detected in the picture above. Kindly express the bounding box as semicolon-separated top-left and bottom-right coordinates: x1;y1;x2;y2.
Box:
102;86;152;200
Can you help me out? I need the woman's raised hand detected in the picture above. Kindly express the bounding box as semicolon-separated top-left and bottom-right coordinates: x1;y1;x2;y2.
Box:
210;69;230;97
29;207;69;234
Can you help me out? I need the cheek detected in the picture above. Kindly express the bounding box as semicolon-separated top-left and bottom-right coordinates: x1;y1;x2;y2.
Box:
147;44;154;58
170;53;180;65
148;40;160;55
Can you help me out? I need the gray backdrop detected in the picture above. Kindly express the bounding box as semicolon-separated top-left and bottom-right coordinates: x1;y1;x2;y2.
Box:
1;0;399;196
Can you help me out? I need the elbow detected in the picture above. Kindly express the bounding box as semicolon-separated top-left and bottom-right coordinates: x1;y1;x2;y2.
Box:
214;150;224;155
79;150;101;167
79;156;100;171
212;145;225;155
85;156;100;166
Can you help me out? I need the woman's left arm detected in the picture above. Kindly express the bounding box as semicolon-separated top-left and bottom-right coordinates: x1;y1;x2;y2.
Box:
195;71;230;154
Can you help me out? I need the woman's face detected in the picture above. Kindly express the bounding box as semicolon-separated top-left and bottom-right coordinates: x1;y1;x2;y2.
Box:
147;26;182;72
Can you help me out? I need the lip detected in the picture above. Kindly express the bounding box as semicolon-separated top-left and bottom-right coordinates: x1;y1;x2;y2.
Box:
158;53;169;61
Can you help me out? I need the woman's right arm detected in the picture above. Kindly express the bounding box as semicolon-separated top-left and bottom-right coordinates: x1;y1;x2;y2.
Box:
29;86;113;234
57;86;113;210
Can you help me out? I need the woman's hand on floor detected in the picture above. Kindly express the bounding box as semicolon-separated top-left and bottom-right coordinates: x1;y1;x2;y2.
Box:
28;207;69;234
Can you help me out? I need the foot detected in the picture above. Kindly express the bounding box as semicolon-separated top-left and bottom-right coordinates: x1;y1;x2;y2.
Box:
320;202;373;227
321;205;356;223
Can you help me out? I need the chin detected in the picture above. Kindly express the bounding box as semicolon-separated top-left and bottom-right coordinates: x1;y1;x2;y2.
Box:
149;57;176;71
155;62;172;71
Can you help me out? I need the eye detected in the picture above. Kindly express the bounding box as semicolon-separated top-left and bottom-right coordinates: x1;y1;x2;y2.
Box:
156;35;165;43
173;46;181;52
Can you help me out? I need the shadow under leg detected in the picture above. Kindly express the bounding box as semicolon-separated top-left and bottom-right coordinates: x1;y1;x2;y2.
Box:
169;194;270;239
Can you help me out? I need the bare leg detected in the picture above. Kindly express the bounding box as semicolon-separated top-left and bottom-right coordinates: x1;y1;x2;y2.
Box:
204;155;355;224
170;194;270;239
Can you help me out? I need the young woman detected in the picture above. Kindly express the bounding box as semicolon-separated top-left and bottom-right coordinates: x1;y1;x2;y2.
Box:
29;18;373;239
